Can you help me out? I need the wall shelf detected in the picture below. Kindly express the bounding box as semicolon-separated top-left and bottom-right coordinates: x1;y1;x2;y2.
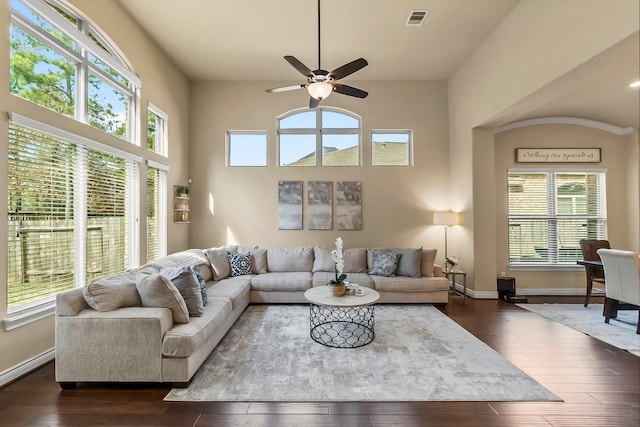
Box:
173;185;190;223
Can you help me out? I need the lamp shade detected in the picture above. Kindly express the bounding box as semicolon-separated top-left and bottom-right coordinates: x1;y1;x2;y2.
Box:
307;82;333;100
433;211;459;226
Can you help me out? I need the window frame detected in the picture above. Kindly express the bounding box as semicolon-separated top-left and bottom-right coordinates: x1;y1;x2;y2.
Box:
10;0;139;142
277;107;361;167
371;129;413;166
226;131;268;167
507;168;607;269
147;103;168;156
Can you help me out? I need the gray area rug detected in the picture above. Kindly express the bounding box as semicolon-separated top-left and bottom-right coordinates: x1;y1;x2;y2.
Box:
165;305;559;402
516;303;640;357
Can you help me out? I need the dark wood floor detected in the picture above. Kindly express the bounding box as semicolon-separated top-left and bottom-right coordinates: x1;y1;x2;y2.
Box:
1;295;638;426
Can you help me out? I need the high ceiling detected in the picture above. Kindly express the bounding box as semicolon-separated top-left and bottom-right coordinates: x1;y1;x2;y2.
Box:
118;0;639;129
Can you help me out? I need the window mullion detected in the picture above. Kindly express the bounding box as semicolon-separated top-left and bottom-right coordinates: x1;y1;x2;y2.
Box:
75;146;87;288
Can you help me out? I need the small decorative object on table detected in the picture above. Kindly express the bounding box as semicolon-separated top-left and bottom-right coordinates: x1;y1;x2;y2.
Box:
327;237;347;296
445;256;460;272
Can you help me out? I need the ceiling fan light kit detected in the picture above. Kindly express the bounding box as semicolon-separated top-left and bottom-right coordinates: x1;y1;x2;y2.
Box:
266;0;368;108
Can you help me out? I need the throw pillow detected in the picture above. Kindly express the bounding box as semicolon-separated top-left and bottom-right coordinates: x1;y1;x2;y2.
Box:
161;266;204;317
228;252;253;276
369;250;400;277
312;247;334;272
191;265;208;306
136;274;189;324
83;273;142;312
344;248;367;273
392;247;423;277
367;247;392;271
205;246;231;281
251;248;268;274
421;248;437;277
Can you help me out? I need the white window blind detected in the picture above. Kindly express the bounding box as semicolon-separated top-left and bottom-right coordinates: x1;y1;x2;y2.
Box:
146;166;167;262
507;170;607;265
7;120;137;311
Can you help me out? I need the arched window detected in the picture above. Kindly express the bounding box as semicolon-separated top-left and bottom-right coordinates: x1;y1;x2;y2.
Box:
278;108;361;167
10;0;140;142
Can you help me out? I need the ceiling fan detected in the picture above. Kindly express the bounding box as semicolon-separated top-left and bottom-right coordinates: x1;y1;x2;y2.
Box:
266;0;369;108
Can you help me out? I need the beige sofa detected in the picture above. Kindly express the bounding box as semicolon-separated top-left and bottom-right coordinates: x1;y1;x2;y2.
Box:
55;246;448;388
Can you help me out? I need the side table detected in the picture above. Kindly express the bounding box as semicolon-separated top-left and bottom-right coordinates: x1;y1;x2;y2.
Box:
445;269;467;300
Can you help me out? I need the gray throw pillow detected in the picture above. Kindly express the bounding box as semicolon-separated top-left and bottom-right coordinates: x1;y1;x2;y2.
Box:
136;274;189;324
191;265;208;306
251;248;268;274
369;251;400;277
392;247;423;277
205;246;231;280
161;266;204;317
83;272;142;312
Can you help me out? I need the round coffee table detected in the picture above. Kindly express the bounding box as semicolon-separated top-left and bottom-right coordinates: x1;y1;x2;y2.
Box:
303;286;380;348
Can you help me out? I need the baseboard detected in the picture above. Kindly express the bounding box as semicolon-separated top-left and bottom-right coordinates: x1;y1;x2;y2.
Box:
0;349;54;388
453;284;590;300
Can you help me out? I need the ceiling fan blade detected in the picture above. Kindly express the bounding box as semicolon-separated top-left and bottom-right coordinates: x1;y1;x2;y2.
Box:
309;97;321;109
329;58;368;80
266;84;306;93
333;83;368;99
284;56;314;77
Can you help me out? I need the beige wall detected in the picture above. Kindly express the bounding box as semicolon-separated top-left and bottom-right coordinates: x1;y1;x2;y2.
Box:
449;0;639;295
0;0;190;377
188;81;451;253
494;124;638;293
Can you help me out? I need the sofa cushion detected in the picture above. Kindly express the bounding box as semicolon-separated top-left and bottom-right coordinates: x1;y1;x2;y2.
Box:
250;248;268;274
228;252;253;276
392;247;422;277
83;272;142;312
161;266;204;317
136;274;189;324
369;251;400;277
266;247;314;272
367;247;391;270
312;272;374;289
312;247;334;272
162;297;232;358
371;275;449;292
207;276;251;310
344;248;367;273
205;247;231;281
421;249;437;277
250;272;312;291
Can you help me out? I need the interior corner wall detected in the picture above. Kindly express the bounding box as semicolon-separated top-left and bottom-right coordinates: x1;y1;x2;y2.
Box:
0;0;190;378
448;0;639;294
188;81;451;256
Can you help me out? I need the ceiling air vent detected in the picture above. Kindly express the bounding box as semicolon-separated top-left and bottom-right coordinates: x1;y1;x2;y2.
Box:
406;10;429;26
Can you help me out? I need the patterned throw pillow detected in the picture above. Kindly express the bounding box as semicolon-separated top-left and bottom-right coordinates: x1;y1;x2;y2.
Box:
369;251;400;277
191;265;208;306
228;252;253;276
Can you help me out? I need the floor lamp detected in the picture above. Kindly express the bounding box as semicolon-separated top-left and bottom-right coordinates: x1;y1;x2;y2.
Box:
433;211;459;261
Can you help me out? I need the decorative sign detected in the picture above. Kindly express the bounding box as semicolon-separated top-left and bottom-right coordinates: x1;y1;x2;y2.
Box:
516;148;601;163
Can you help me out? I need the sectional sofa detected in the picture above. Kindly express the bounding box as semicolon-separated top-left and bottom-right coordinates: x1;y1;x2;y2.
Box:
55;245;449;388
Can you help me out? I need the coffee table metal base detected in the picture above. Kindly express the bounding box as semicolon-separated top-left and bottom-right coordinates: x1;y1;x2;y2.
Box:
308;303;375;348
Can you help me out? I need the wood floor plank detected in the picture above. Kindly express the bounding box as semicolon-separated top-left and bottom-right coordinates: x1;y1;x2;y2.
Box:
0;296;637;426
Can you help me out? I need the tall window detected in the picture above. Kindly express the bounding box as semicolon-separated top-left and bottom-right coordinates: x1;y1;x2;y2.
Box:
371;130;412;166
10;0;139;142
146;164;167;263
278;108;361;167
147;103;168;156
507;170;607;265
7;117;139;310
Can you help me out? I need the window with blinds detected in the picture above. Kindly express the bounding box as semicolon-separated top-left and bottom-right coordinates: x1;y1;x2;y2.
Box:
507;171;607;265
146;166;167;263
7;121;135;309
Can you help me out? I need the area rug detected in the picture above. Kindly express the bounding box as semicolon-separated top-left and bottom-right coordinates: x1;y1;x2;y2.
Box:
516;303;640;357
164;305;559;402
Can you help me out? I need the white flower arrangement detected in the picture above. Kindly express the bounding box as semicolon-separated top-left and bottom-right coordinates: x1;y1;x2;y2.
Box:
445;256;460;270
330;237;347;284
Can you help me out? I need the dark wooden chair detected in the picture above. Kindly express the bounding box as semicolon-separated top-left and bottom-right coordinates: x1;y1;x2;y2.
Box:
579;239;610;307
